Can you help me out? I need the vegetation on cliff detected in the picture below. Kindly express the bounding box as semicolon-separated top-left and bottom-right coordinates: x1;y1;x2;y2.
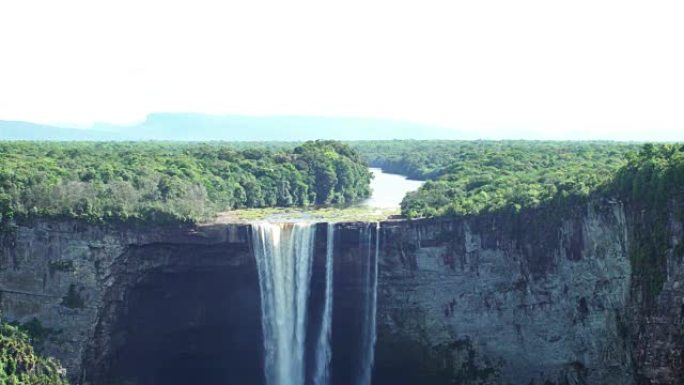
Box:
608;143;684;302
0;140;371;224
352;141;638;218
611;143;684;209
0;322;68;385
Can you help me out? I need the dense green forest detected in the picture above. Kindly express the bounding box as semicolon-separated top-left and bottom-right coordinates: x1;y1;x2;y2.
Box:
0;141;371;224
0;322;68;385
351;141;640;218
2;139;681;223
610;143;684;207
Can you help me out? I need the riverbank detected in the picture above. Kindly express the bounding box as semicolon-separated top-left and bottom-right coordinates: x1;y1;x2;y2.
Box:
209;167;424;224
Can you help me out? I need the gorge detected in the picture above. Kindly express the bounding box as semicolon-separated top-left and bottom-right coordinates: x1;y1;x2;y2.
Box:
1;196;683;384
3;2;684;381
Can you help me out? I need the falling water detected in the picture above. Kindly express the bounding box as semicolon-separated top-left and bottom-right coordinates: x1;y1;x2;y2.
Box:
312;223;335;385
251;222;316;385
252;220;380;385
358;222;380;385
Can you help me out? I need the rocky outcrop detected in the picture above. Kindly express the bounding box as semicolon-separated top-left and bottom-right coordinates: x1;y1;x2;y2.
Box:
0;198;682;385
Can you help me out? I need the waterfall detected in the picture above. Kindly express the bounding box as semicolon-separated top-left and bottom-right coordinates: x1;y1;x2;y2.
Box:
251;221;380;385
358;222;380;385
251;222;316;385
312;223;335;385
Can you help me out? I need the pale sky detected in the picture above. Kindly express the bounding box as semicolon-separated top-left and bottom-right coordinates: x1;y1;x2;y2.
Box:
1;0;683;140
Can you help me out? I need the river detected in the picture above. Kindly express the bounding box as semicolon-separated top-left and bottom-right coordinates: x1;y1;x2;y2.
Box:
359;168;424;209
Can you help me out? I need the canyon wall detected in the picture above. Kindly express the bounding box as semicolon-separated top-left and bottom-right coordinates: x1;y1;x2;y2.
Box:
0;220;254;384
375;202;633;385
0;198;682;384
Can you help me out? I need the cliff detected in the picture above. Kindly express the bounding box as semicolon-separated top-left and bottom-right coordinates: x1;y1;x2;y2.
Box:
0;198;682;385
0;220;253;384
375;202;633;385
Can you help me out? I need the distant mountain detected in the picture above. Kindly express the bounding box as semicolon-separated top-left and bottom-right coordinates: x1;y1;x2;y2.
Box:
0;120;121;140
1;113;464;141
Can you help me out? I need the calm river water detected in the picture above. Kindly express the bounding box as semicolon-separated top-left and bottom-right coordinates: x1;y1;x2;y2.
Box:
360;168;424;209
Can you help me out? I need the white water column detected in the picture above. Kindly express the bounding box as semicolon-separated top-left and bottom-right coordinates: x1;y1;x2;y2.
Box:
358;222;380;385
252;222;316;385
252;220;380;385
312;223;335;385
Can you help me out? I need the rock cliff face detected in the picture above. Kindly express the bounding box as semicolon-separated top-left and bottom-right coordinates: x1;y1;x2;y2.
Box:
625;198;684;385
0;198;682;385
375;202;633;385
0;221;254;385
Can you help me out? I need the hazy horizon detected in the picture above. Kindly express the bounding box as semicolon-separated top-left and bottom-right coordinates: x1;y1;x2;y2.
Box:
1;112;682;141
2;1;684;141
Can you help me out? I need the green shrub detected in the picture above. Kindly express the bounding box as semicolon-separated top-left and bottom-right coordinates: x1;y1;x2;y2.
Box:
0;322;68;385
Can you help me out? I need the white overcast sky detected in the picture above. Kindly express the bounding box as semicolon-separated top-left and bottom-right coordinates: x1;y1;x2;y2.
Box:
1;0;683;140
